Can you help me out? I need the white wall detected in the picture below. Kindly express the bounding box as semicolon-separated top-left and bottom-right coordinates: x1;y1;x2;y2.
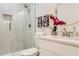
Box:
36;3;57;17
57;3;79;25
36;3;79;36
57;3;79;35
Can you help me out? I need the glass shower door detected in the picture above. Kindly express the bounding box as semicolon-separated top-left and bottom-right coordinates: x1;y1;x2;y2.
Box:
23;4;36;49
0;3;36;56
0;14;12;55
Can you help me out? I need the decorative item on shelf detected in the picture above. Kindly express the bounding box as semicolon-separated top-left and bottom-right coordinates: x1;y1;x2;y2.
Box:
37;16;42;27
51;26;57;35
49;4;66;35
50;15;66;25
42;15;49;27
37;15;49;27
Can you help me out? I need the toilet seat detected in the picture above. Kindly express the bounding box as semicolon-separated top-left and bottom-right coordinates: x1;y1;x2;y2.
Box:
21;48;39;56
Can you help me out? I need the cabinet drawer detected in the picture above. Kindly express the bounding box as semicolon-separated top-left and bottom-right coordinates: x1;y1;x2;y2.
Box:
38;39;79;56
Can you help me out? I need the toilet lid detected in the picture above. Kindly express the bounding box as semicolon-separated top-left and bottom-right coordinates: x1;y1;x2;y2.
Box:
21;48;38;56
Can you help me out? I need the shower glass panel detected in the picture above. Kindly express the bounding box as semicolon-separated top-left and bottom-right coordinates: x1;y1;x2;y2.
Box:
0;14;12;55
11;3;36;56
23;4;36;49
0;3;36;56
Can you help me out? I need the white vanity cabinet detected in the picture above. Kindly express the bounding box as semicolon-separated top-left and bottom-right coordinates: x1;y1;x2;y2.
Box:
35;35;79;56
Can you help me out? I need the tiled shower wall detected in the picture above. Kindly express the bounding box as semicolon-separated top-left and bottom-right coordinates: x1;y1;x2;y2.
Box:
0;3;36;55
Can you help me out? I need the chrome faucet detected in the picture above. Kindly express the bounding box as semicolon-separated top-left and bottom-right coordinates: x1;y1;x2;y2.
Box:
62;28;72;37
62;26;78;37
63;28;68;36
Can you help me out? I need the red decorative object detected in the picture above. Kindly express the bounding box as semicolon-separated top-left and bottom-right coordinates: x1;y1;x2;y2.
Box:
50;16;59;25
50;15;66;25
55;16;66;25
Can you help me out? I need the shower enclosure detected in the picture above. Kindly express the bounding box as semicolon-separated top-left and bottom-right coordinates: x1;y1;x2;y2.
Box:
0;3;36;55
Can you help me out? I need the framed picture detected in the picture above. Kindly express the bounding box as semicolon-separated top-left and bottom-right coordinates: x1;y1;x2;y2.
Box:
42;15;49;27
37;16;42;27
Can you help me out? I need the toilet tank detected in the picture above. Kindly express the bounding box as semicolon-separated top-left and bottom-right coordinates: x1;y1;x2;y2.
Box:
0;3;25;15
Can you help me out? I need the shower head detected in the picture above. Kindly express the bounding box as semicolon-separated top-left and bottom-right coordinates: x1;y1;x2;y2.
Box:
24;5;28;8
24;4;30;8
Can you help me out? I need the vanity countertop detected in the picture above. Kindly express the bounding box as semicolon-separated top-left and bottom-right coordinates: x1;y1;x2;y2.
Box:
35;35;79;47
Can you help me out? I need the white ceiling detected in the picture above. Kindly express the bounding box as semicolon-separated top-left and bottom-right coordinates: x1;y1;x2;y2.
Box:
0;3;25;15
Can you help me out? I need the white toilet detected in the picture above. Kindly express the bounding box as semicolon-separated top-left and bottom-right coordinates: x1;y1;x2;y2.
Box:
21;48;39;56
